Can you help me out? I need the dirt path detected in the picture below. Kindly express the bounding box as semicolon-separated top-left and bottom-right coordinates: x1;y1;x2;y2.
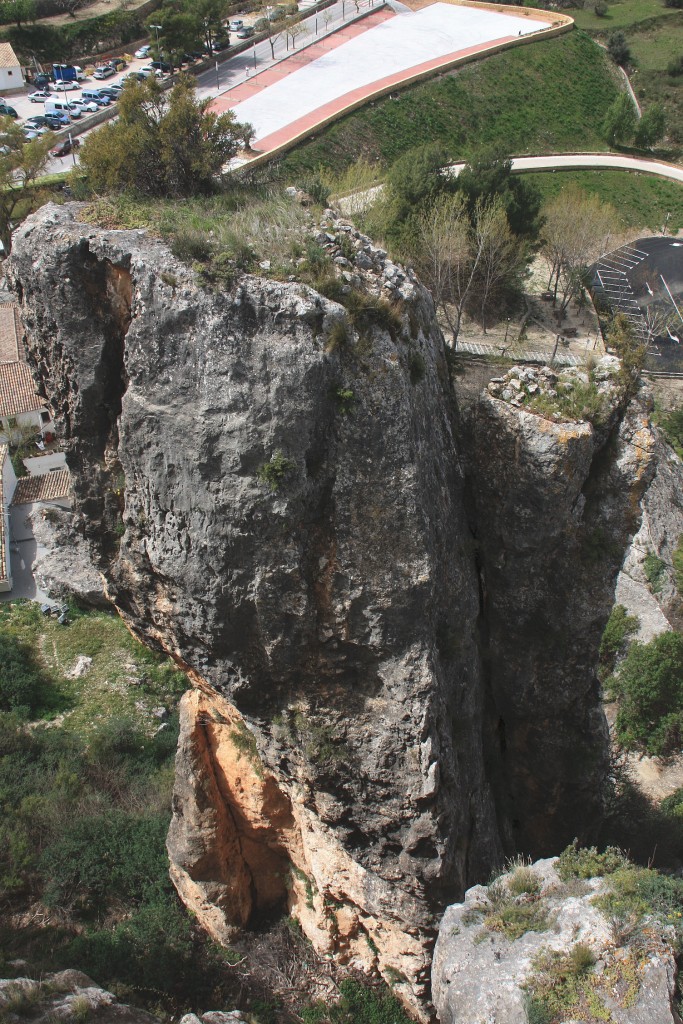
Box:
30;0;150;31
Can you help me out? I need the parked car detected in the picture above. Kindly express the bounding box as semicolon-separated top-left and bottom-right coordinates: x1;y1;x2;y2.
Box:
109;57;127;70
28;90;51;102
236;25;255;37
180;52;198;63
53;80;80;91
43;113;68;128
120;70;147;83
94;86;120;99
93;65;116;79
229;18;243;30
73;99;100;113
0;104;18;118
23;124;49;136
139;65;164;77
50;137;80;157
149;60;171;72
33;73;51;88
26;113;62;130
134;44;151;58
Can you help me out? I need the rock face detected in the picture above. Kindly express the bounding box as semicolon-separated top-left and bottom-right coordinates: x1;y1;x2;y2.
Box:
6;203;660;1011
30;506;109;608
432;858;678;1024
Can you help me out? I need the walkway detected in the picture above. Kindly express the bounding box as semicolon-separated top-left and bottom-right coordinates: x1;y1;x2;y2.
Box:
339;152;683;214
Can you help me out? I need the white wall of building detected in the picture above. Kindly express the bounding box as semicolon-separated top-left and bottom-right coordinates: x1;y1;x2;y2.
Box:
0;65;24;93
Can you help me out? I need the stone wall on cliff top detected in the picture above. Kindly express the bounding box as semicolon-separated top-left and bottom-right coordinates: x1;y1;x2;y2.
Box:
6;202;658;1011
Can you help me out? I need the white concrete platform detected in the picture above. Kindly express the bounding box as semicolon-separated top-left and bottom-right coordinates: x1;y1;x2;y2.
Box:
229;3;551;144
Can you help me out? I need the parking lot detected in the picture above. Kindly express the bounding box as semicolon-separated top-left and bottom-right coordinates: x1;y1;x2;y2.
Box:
593;237;683;372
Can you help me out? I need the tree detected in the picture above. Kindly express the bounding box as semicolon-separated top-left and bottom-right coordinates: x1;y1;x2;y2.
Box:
607;312;646;394
634;102;666;149
150;7;202;67
471;197;527;332
194;0;229;53
456;149;542;238
607;30;630;66
0;0;35;27
387;142;452;219
0;118;51;254
539;187;619;312
79;77;253;197
411;193;484;348
601;92;637;146
610;632;683;756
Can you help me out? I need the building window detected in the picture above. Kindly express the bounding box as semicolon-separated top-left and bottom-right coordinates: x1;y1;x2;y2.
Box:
7;70;11;76
40;410;51;424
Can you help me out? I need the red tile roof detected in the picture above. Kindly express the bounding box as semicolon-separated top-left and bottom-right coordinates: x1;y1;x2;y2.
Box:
0;304;20;363
0;361;44;419
12;468;71;505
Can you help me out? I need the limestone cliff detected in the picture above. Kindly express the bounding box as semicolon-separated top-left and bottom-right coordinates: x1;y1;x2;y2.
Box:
6;203;659;1011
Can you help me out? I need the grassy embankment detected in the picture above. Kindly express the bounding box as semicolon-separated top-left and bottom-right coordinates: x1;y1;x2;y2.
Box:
525;168;683;230
278;31;622;178
567;0;683;143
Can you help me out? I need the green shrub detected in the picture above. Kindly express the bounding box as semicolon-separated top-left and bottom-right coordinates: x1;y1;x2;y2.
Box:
556;842;628;881
643;552;667;593
610;632;683;756
522;944;598;1023
672;535;683;595
661;787;683;819
170;229;213;264
257;450;296;491
508;866;541;897
599;604;639;677
301;979;413;1024
0;634;64;717
41;810;171;914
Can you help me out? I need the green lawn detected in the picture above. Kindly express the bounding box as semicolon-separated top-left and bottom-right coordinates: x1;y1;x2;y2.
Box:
569;0;678;32
279;30;621;177
524;168;683;230
566;0;683;144
0;600;187;732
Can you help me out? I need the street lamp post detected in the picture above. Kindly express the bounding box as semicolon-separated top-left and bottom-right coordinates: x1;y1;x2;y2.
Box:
149;23;162;57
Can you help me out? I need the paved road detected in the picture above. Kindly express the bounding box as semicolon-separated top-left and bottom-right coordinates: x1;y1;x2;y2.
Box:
341;152;683;213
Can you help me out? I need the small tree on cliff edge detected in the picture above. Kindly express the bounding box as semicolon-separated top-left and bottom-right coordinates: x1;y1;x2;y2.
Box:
78;77;253;197
0;118;51;255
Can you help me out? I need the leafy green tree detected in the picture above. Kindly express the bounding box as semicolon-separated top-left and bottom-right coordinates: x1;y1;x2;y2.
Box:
79;77;252;196
147;5;202;65
599;604;639;677
0;118;51;254
634;103;666;149
387;142;452;217
0;0;35;28
607;312;646;394
602;93;637;146
456;149;542;238
194;0;228;53
610;632;683;756
607;30;630;66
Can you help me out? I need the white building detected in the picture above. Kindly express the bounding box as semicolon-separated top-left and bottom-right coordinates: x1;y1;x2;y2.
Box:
0;360;55;442
0;442;17;593
0;43;24;94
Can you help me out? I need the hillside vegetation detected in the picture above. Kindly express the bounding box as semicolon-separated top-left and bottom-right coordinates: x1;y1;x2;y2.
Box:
567;0;683;143
524;169;683;230
278;31;622;178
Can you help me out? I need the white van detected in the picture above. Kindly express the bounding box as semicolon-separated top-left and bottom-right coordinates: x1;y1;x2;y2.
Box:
45;98;82;119
80;88;110;106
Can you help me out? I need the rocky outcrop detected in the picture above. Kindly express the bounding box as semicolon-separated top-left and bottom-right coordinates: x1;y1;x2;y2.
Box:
0;971;159;1024
30;506;109;608
6;202;662;1012
432;857;678;1024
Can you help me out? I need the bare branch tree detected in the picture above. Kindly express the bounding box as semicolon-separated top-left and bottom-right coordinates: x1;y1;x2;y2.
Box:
472;197;527;333
540;188;620;313
412;193;484;348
